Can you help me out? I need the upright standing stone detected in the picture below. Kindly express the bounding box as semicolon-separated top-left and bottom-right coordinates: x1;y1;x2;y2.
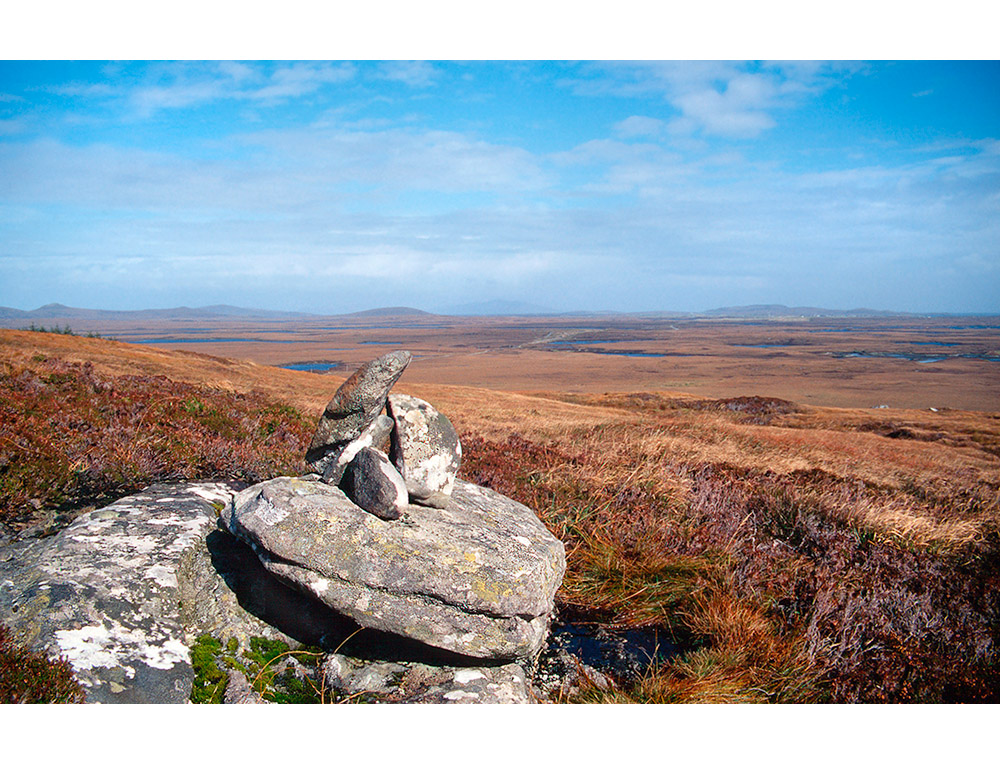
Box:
306;351;411;474
387;394;462;508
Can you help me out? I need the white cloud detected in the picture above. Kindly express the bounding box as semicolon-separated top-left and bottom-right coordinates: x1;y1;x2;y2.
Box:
612;116;665;138
378;61;439;88
569;61;852;140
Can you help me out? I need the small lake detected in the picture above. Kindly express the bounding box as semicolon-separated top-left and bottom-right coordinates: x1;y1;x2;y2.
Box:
835;352;999;363
732;343;799;348
135;337;302;344
541;618;681;682
280;362;343;372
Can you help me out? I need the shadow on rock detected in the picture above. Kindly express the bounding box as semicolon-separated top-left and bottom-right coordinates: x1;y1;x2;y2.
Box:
205;529;489;668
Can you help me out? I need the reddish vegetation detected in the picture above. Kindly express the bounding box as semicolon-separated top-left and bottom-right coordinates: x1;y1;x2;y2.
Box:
2;331;998;703
0;624;85;703
459;416;1000;702
0;357;311;529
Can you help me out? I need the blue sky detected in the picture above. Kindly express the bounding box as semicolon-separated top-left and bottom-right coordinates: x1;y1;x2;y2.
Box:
1;59;998;314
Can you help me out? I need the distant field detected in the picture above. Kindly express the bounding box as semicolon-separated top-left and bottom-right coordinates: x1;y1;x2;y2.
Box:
3;313;997;411
2;326;999;702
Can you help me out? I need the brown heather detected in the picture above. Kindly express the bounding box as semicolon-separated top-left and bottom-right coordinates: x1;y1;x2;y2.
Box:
1;329;998;703
0;355;311;529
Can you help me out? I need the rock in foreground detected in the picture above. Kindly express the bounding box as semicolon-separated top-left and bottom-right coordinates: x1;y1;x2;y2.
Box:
221;476;566;660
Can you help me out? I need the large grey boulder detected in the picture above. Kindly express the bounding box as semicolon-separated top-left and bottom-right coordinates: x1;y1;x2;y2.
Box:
0;483;243;703
388;393;462;508
221;476;566;660
0;482;385;703
306;351;411;475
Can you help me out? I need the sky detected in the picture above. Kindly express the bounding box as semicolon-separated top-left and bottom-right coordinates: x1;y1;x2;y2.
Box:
1;57;998;315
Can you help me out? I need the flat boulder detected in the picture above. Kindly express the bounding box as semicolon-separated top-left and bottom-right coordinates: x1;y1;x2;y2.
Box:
388;393;462;507
221;476;565;660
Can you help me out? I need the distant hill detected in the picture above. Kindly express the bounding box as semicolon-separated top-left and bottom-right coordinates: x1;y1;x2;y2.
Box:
3;301;984;325
345;307;436;318
701;304;911;318
0;303;317;322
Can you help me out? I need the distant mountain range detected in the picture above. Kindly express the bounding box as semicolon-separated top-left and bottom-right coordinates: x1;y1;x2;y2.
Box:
0;303;315;321
0;302;992;324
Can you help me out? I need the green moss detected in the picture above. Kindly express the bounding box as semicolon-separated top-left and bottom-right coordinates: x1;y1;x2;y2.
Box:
190;633;330;704
190;634;228;704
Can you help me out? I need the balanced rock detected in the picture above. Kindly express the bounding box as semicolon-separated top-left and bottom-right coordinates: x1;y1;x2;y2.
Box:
221;476;566;660
388;394;462;508
320;414;393;485
306;351;411;475
339;447;408;521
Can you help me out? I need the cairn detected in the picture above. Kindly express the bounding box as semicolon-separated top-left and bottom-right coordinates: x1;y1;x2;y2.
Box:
220;351;565;660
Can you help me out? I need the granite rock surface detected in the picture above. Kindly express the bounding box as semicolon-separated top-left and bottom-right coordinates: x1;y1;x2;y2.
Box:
221;476;566;660
388;393;462;508
306;351;411;474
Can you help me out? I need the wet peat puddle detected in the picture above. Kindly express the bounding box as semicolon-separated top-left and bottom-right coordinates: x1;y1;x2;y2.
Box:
536;610;685;688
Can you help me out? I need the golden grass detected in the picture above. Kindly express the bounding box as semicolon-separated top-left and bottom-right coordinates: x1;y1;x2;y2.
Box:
3;329;999;702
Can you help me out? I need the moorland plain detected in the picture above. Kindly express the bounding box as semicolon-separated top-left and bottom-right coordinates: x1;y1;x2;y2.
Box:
2;323;999;702
5;313;997;412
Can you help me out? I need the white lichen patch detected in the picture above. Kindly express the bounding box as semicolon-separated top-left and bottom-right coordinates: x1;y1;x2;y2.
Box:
453;669;486;684
412;452;454;493
187;483;235;505
141;637;189;670
66;533;160;556
311;578;330;596
54;624;122;672
443;690;479;701
53;619;189;677
514;535;532;548
255;497;289;526
144;563;177;588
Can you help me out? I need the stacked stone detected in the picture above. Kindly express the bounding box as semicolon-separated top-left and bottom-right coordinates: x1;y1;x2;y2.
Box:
304;350;462;520
221;350;565;662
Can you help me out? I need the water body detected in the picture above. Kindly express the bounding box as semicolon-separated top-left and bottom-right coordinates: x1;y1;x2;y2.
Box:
549;345;688;358
281;362;343;372
908;341;959;346
836;352;999;363
550;339;629;345
732;343;799;348
135;337;304;344
544;619;680;681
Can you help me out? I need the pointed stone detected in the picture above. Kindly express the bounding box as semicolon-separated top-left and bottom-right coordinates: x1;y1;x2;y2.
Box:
388;394;462;508
305;351;411;473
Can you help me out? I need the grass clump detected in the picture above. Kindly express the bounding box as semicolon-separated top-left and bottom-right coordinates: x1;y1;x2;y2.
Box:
0;625;86;703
